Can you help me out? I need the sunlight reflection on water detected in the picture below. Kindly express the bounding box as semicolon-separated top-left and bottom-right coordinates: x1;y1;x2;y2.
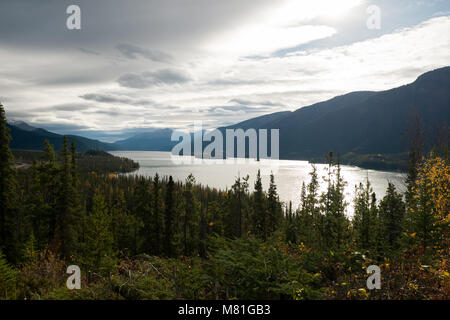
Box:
111;151;406;217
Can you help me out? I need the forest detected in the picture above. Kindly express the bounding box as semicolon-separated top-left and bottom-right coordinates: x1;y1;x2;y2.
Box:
12;148;139;174
0;103;449;300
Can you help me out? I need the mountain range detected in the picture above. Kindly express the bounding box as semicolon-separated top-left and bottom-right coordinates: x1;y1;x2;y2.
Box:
6;67;450;167
7;121;117;152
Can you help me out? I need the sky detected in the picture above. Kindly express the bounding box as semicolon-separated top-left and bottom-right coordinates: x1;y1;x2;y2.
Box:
0;0;449;141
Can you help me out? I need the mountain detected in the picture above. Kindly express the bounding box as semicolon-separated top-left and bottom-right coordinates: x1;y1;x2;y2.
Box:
7;67;449;169
108;67;449;168
112;128;176;151
7;120;38;131
224;111;291;130
7;123;118;152
111;112;292;152
264;66;450;159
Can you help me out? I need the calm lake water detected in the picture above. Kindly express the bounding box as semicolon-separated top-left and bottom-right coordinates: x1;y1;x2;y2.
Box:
110;151;406;217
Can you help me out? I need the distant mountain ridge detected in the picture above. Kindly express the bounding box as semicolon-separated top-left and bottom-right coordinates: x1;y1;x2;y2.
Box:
7;120;37;131
109;112;293;152
7;67;449;166
112;128;176;151
268;66;450;159
7;123;117;152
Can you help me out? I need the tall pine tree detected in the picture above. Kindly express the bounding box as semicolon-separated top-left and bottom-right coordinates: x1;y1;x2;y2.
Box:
0;103;19;263
55;137;80;259
252;170;267;240
378;183;405;253
164;176;175;257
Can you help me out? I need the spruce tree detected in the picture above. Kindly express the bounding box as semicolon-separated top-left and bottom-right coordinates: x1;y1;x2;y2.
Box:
82;190;116;274
231;174;249;238
252;170;267;240
39;140;60;242
164;176;175;257
69;140;83;256
299;165;321;247
321;154;349;249
353;179;378;252
151;173;163;255
55;136;80;258
0;103;19;263
379;183;405;252
404;155;447;253
182;174;198;256
405;114;423;212
25;163;50;250
198;200;207;258
135;177;152;253
284;201;297;244
111;189;139;255
267;173;282;236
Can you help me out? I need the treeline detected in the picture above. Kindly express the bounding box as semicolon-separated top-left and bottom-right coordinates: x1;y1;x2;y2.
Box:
0;103;448;300
12;149;139;174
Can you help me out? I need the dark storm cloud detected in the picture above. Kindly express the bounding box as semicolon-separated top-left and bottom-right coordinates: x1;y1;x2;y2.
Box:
117;69;192;89
0;0;275;50
116;44;173;63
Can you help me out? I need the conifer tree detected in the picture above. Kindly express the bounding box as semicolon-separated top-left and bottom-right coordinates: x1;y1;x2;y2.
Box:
25;163;50;250
198;199;207;258
231;175;249;238
299;181;307;212
0;103;19;263
404;154;448;252
39;140;60;241
405;114;423;211
299;165;321;247
70;141;83;254
151;173;164;255
164;176;175;257
252;170;267;240
379;183;405;252
55;137;79;258
182;174;199;256
284;201;297;244
353;179;378;252
111;189;139;255
267;173;282;236
321;154;349;249
82;190;116;274
135;177;152;253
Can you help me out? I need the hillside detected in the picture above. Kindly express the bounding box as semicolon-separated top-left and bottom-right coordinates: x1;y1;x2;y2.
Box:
266;67;450;159
7;67;449;170
7;123;118;152
112;128;176;151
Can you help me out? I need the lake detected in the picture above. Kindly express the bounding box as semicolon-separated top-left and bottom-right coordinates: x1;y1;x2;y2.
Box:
110;151;407;217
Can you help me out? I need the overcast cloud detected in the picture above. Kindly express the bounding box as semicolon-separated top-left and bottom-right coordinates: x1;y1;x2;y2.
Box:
0;0;449;139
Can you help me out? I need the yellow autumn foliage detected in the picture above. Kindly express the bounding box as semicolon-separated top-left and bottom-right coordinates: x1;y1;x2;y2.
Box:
413;155;450;237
